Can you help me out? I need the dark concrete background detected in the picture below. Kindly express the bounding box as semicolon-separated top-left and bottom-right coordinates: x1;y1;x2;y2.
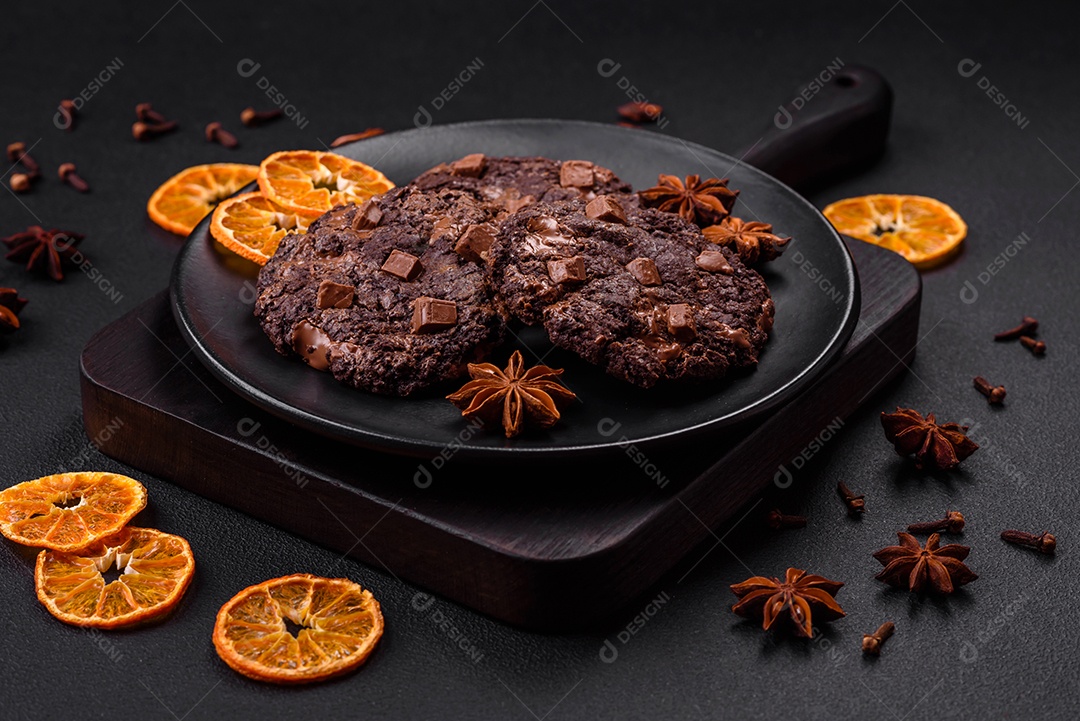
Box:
1;2;1077;719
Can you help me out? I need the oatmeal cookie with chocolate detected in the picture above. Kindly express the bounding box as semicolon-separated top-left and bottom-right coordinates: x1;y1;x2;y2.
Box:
489;196;774;388
413;154;633;217
255;185;506;396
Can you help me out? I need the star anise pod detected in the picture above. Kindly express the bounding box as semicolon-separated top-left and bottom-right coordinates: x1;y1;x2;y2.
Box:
3;226;85;281
638;174;738;227
0;287;28;335
880;407;978;471
873;532;977;594
446;350;577;438
702;215;791;264
730;567;845;638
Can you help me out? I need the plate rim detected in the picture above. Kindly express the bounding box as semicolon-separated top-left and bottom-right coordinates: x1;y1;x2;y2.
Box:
170;118;860;459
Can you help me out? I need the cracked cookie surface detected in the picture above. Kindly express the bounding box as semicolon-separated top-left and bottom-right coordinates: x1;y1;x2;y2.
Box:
255;185;506;396
489;197;774;388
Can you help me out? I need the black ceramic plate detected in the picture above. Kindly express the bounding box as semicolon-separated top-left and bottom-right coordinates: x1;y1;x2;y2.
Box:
170;119;858;459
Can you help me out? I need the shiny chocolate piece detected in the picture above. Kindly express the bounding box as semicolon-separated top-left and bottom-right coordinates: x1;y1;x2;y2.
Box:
431;216;461;242
559;160;594;189
455;223;496;263
316;280;354;309
547;256;586;284
695;249;733;274
352;200;382;231
411;297;457;334
523;216;575;252
500;188;535;214
585;195;627;224
381;249;422;281
758;299;775;332
718;324;752;349
636;303;683;361
643;336;682;361
291;320;333;371
666;303;696;341
450;153;486;178
626;257;661;286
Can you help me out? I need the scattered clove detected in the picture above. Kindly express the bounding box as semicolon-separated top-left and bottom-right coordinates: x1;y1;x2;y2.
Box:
135;103;170;124
7;143;39;193
1019;335;1046;355
994;316;1038;341
836;481;865;514
132;120;178;141
58;99;78;131
765;508;807;530
10;173;32;193
205;122;238;148
1001;529;1056;554
907;510;965;534
7;142;40;175
57;163;90;193
862;621;894;656
329;128;385;148
973;376;1006;404
132;104;178;141
617;101;664;124
240;107;283;127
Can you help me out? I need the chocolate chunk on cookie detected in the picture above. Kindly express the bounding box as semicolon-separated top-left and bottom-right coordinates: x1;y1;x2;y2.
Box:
413;155;633;217
490;198;774;387
255;185;506;396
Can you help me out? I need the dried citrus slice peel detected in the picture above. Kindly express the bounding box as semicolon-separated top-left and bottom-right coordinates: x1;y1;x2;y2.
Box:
822;194;967;269
35;526;195;628
210;191;310;265
147;163;259;236
257;150;394;219
213;573;384;684
0;472;147;552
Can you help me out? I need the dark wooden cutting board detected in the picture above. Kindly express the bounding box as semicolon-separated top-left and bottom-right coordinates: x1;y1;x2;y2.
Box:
80;237;919;631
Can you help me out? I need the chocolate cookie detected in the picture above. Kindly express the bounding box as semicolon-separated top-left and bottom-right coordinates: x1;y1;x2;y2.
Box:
255;185;506;396
413;154;634;217
489;196;774;388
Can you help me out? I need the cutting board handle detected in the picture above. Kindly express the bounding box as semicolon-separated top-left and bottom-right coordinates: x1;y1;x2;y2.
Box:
741;65;892;192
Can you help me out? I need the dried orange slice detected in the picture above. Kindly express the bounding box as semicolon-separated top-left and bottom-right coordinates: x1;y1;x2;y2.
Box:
147;163;259;236
35;526;194;628
213;573;384;684
0;472;147;552
823;194;968;269
210;192;311;265
258;150;394;219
